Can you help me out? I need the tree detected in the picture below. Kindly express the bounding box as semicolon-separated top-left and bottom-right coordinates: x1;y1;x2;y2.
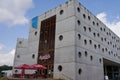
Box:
0;65;12;77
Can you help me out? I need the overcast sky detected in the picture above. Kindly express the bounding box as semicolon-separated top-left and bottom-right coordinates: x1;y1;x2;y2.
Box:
0;0;120;66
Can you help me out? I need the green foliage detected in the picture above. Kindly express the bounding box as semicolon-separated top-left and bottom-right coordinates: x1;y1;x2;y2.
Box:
0;65;12;77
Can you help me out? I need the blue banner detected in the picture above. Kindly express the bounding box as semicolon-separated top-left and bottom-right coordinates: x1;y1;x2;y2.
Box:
32;16;38;28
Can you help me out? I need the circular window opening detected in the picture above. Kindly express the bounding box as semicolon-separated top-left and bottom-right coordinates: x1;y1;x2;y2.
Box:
97;33;100;37
78;34;81;40
59;35;63;41
15;70;18;73
99;58;102;63
83;26;86;31
98;44;100;49
97;23;99;26
83;14;86;19
77;7;80;12
85;51;88;57
89;27;91;32
58;65;62;72
35;31;37;36
100;27;102;31
102;48;104;52
78;68;82;75
89;40;92;44
60;10;64;15
19;41;22;44
90;55;93;61
77;20;81;25
88;16;91;20
84;39;87;45
32;54;35;59
93;21;95;26
17;55;20;58
94;44;97;49
108;51;111;55
78;52;81;58
93;32;96;37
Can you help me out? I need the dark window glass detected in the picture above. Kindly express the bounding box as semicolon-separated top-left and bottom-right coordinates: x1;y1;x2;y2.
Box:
78;34;81;40
90;55;93;61
77;7;80;12
97;33;100;37
59;35;63;41
102;48;104;52
85;51;88;57
89;27;91;32
96;23;99;26
84;39;87;45
94;44;97;49
77;20;81;25
78;68;82;75
101;37;103;41
89;40;92;44
17;55;20;58
32;54;35;59
100;27;102;31
93;21;95;26
19;41;22;44
83;14;86;19
88;16;90;20
35;31;37;36
58;65;62;72
93;32;96;37
99;58;102;63
60;10;64;15
98;44;100;49
78;52;81;58
83;26;86;31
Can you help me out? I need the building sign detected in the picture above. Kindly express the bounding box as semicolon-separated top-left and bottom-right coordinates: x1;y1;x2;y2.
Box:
32;16;38;28
39;54;51;60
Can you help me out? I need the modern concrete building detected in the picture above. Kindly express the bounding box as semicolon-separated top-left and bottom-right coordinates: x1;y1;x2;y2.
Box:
13;0;120;80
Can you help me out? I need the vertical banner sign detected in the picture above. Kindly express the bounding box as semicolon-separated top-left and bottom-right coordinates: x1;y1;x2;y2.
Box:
32;16;38;28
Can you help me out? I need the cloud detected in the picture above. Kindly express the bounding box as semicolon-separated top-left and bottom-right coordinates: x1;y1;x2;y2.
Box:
0;49;15;66
0;0;34;25
96;12;120;37
0;44;6;51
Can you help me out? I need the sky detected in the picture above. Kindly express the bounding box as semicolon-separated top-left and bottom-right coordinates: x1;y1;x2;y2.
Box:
0;0;120;66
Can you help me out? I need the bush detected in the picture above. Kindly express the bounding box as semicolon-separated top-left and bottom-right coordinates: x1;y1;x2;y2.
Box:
0;77;9;80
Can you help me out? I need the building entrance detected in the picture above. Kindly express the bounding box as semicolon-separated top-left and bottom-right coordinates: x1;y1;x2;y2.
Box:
104;59;120;80
38;15;56;78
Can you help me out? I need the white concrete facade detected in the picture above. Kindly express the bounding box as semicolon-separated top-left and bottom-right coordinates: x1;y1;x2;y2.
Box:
13;0;120;80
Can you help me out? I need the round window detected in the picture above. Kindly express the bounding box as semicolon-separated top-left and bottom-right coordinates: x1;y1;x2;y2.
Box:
77;7;80;12
59;35;63;41
77;20;81;25
85;51;87;57
19;41;22;44
60;10;64;15
17;55;20;58
90;55;93;61
78;34;81;40
35;31;37;36
78;68;82;75
99;58;102;63
58;65;62;72
32;54;35;59
78;52;81;58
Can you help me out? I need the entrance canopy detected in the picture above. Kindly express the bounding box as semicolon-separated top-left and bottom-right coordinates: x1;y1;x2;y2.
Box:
103;58;120;66
30;64;47;69
14;64;47;78
14;64;32;69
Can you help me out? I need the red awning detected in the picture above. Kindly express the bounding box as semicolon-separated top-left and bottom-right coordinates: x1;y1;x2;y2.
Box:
14;64;32;69
30;64;47;69
14;64;32;77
